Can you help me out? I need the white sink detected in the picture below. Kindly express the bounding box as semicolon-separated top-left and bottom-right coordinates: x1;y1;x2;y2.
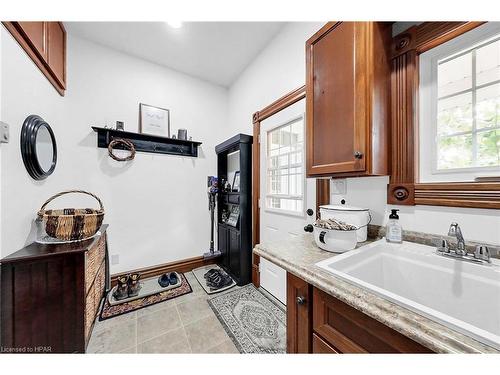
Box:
315;239;500;350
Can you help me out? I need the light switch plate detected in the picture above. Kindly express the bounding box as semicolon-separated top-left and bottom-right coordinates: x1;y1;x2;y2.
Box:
0;121;9;143
331;179;347;195
111;254;120;265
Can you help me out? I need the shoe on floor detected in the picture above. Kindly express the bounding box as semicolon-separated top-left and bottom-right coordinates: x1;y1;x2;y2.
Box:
158;273;170;288
169;272;178;285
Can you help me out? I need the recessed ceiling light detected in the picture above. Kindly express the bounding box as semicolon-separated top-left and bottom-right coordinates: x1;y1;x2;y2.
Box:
166;21;183;29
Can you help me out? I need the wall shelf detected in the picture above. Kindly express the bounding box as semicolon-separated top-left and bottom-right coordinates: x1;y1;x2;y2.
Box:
92;126;202;157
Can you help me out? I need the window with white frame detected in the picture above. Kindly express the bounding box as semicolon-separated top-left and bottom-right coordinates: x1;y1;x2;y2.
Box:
419;23;500;182
266;117;304;214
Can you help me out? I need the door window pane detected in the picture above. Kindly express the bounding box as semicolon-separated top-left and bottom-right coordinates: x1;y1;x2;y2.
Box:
266;117;304;213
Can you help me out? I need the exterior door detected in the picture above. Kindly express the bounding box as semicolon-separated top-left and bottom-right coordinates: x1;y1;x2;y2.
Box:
259;98;316;304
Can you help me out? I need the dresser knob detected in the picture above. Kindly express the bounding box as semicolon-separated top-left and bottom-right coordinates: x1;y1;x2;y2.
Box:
296;296;306;305
354;151;363;159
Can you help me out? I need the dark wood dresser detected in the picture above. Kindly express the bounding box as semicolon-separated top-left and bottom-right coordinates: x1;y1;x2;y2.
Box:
1;225;109;353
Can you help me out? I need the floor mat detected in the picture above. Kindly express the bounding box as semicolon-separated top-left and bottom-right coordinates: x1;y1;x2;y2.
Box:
192;264;236;294
99;273;191;320
208;284;286;353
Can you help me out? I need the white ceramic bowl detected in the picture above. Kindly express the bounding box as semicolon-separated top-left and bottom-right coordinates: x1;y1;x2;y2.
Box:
313;224;358;253
319;205;370;242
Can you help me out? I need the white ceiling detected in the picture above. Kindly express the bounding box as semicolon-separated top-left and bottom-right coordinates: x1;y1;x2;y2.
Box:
65;22;286;87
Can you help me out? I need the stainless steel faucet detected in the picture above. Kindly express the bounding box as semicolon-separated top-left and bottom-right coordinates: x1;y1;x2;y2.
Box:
435;222;491;264
448;222;466;255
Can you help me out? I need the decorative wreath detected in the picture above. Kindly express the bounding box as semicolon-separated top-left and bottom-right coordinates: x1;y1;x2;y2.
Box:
108;138;136;161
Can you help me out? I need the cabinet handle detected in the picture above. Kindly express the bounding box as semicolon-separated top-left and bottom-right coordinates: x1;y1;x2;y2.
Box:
354;151;363;159
296;296;306;305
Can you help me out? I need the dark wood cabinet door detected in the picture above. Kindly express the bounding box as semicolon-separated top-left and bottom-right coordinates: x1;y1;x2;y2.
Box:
286;272;312;353
313;287;432;353
306;22;368;176
17;22;47;61
228;229;240;278
47;22;66;87
218;226;229;268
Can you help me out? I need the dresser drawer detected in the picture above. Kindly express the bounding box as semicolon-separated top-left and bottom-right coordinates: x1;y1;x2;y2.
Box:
312;287;432;353
85;233;106;293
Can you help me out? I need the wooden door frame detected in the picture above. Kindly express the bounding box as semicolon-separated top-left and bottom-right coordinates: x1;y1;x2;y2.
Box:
251;86;330;287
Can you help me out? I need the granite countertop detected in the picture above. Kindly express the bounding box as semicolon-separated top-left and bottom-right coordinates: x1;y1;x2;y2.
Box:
254;234;499;353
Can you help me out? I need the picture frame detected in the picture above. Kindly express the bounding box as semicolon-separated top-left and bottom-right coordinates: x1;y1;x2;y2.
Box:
232;171;240;192
139;103;170;137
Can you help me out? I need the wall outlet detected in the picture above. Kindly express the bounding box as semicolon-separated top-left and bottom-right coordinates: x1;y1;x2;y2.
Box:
330;179;347;195
111;254;120;265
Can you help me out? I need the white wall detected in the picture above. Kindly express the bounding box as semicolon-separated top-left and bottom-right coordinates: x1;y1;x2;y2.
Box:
228;21;500;246
1;28;228;272
226;22;324;138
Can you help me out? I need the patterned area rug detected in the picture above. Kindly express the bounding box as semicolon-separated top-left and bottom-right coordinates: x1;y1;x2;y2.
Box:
99;273;192;320
208;284;286;353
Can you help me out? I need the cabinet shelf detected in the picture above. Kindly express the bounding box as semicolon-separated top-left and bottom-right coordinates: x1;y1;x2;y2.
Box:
92;126;202;157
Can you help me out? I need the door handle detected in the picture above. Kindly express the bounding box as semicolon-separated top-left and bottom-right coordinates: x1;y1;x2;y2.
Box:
296;296;306;305
354;151;363;159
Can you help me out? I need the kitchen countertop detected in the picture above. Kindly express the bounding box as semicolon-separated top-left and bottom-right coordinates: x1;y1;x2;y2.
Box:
254;234;499;353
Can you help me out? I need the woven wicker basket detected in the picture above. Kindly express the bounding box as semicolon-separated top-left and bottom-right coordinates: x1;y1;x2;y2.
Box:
37;190;105;241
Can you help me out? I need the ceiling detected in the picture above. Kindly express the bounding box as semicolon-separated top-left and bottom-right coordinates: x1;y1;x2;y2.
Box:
65;22;286;87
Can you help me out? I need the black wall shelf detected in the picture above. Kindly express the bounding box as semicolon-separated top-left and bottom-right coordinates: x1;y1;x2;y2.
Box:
92;126;202;157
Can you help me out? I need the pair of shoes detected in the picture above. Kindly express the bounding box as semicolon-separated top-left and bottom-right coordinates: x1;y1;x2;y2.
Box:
158;272;178;288
112;273;142;301
204;268;232;290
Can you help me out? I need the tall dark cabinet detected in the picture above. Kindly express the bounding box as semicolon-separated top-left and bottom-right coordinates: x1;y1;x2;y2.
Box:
215;134;252;285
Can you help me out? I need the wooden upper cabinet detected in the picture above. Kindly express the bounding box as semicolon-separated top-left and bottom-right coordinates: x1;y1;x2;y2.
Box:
17;22;48;61
47;22;66;87
3;21;66;95
306;22;391;177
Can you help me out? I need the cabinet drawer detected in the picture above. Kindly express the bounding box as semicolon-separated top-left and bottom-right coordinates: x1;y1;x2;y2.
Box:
85;234;106;294
313;287;432;353
313;333;339;354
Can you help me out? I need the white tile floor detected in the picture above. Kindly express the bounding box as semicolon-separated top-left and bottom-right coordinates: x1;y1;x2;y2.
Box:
87;272;240;353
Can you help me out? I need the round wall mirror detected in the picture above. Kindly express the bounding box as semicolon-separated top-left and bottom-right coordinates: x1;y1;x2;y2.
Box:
21;115;57;180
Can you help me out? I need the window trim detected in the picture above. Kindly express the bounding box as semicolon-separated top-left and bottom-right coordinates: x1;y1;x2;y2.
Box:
263;114;306;217
388;21;500;209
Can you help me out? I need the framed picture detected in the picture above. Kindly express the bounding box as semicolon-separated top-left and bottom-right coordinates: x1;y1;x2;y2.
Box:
139;103;170;137
232;171;240;192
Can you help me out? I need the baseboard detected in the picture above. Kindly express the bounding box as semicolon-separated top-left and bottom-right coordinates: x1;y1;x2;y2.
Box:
110;255;217;287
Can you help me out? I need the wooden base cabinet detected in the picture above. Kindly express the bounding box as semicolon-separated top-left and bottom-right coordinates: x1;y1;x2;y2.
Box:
286;272;433;353
305;22;391;178
0;226;108;353
286;273;312;353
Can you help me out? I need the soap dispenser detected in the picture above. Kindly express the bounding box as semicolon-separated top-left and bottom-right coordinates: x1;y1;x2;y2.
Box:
386;209;403;243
